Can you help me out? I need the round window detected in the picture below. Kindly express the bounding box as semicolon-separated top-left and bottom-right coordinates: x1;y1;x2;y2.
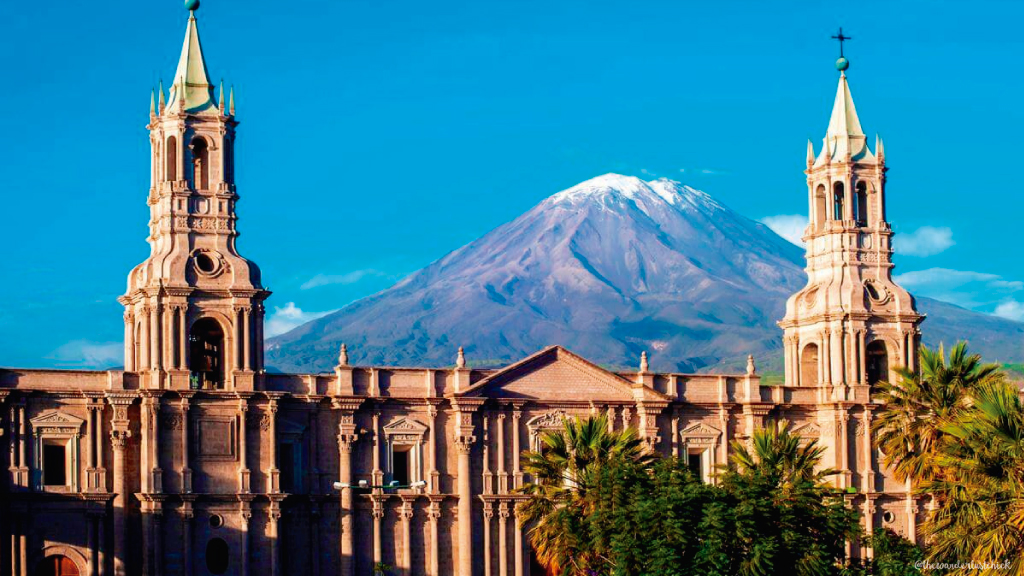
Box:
882;511;896;524
209;514;223;529
195;253;217;274
206;538;229;575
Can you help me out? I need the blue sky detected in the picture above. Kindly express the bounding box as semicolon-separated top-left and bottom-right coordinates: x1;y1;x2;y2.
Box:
1;0;1021;368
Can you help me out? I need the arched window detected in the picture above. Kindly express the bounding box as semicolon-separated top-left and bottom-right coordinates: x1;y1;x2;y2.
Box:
35;556;80;576
833;182;845;221
801;343;819;386
191;137;210;190
866;341;889;386
189;318;224;389
205;538;230;575
814;184;827;230
855;181;869;226
166;136;177;182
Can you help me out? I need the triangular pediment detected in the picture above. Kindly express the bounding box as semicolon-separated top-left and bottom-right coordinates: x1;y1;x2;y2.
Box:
383;417;429;435
458;346;663;402
680;422;721;439
792;422;822;438
30;411;85;428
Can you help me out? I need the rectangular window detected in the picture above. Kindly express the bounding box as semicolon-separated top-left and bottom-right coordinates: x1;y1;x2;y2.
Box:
687;452;703;481
279;442;296;493
43;443;67;486
392;447;411;486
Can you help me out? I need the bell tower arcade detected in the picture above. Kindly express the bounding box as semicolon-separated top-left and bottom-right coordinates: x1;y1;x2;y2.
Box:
779;54;922;398
119;3;269;391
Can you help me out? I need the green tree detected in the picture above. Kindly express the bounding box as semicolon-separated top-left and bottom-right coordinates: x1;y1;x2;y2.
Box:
924;378;1024;575
865;528;923;576
516;414;655;575
717;420;861;576
873;342;1003;487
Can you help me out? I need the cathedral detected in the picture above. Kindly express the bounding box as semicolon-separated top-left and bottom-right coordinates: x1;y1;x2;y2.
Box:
0;6;925;576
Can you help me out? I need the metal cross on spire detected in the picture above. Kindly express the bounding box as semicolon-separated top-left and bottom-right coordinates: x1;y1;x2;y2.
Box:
831;27;852;58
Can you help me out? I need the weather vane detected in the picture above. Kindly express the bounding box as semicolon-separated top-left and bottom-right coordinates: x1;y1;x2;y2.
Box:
831;27;852;71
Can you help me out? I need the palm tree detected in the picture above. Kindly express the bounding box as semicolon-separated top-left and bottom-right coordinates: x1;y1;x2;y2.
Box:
516;414;656;575
923;379;1024;576
728;419;836;487
872;342;1004;487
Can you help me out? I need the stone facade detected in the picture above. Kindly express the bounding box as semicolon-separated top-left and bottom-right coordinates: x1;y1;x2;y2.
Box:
0;8;925;576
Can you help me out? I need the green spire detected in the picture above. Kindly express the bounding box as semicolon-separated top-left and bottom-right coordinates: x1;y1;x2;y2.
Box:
219;80;225;112
158;79;165;112
167;10;216;113
229;85;235;116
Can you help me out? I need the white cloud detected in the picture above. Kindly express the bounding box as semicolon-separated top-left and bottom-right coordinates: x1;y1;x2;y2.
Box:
994;300;1024;322
47;340;123;369
894;226;954;257
265;302;337;337
760;214;807;245
301;269;384;290
895;268;1024;315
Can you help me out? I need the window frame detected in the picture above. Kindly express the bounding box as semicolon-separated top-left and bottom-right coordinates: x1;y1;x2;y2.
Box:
29;411;85;493
382;417;428;490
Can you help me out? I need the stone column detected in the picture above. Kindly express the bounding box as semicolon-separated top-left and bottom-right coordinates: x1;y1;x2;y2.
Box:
181;501;194;576
309;501;321;576
498;501;509;576
428;499;442;576
456;435;475;576
372;498;384;567
239;503;251;576
243;308;252;372
180;395;193;493
371;410;383;489
18;403;27;488
427;403;440;493
513;505;524;576
85;401;97;490
511;405;523;490
453;398;484;575
124;312;136;372
333;400;360;576
268;397;280;493
139;306;150;371
238;396;250;493
483;502;493;576
269;503;281;576
497;413;507;494
150;304;161;371
153;507;164;576
107;393;135;576
400;499;414;576
860;408;875;493
177;307;187;371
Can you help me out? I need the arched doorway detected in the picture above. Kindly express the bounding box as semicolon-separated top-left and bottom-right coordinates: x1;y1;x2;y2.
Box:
189;317;224;389
801;343;819;386
35;556;79;576
866;341;889;386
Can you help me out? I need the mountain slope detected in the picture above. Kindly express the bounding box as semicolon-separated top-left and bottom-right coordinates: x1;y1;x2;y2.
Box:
266;174;1024;373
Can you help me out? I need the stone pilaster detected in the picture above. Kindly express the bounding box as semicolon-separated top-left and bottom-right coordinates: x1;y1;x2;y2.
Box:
452;398;483;576
106;393;135;576
333;397;361;576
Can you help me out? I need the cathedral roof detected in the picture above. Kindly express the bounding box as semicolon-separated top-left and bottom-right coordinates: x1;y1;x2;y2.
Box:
166;11;217;114
814;72;876;166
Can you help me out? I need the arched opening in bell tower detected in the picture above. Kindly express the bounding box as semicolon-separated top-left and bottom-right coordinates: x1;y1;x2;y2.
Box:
189;317;225;389
832;182;845;221
854;181;869;226
166;136;177;181
814;184;827;231
190;136;210;190
801;343;819;386
866;341;889;386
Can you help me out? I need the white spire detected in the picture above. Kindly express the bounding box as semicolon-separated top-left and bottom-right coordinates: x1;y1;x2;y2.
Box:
815;72;875;166
166;11;216;113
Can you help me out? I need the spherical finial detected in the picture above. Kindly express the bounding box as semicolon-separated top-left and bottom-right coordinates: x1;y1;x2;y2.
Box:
835;57;849;72
184;0;200;12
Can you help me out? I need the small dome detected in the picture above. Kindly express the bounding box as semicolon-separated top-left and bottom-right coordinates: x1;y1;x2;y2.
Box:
835;57;849;71
184;0;200;11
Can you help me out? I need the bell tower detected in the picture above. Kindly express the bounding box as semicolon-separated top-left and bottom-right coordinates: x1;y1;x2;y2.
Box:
119;2;269;391
779;54;922;397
